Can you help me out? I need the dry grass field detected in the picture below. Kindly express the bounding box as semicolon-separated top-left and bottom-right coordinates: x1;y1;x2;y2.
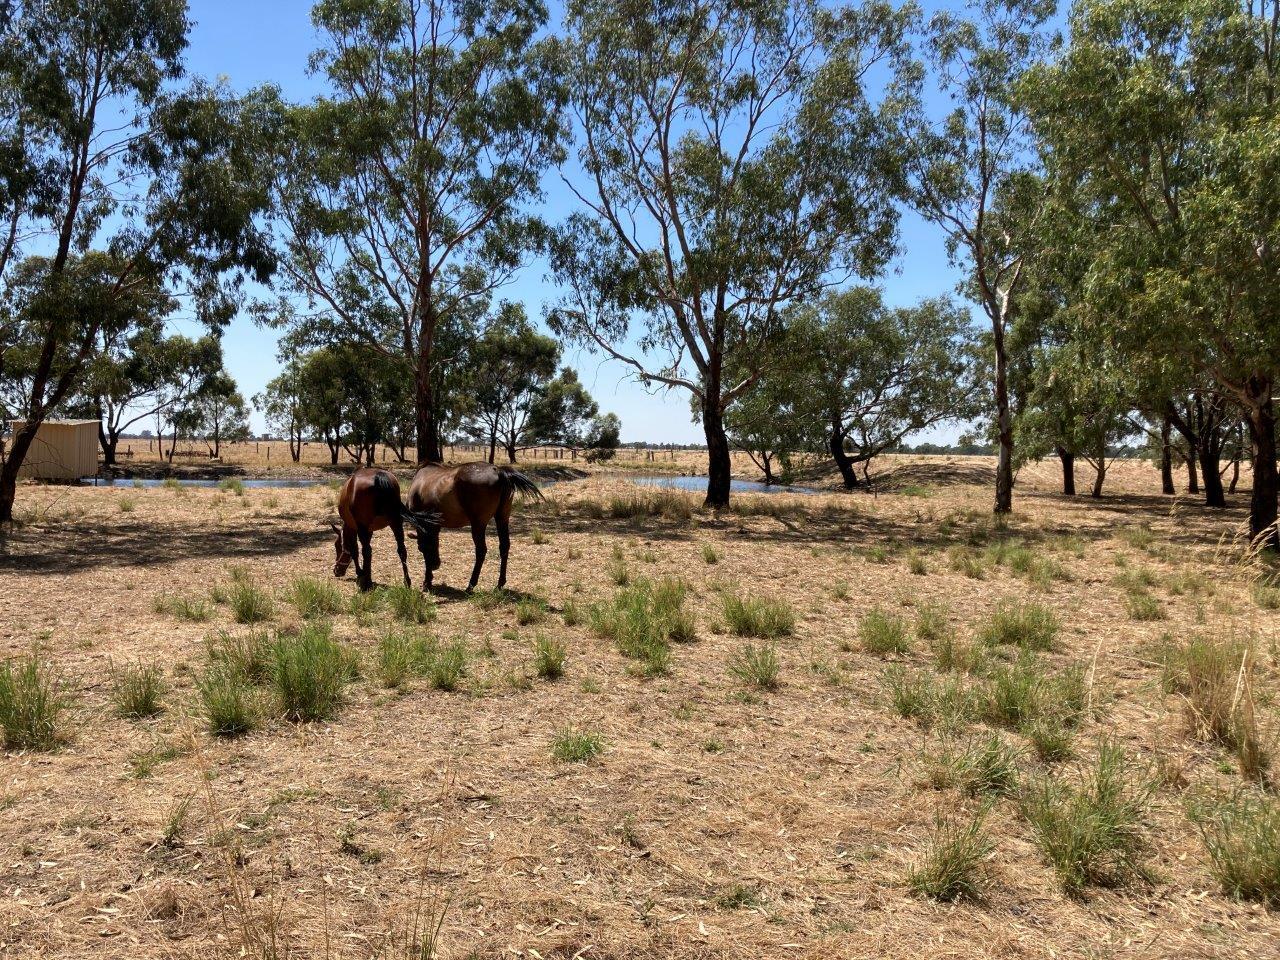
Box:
1;455;1279;959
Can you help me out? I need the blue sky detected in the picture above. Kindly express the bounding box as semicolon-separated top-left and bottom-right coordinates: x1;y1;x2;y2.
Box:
183;0;969;445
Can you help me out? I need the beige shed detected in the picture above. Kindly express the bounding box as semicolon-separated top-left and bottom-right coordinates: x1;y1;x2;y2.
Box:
6;420;100;480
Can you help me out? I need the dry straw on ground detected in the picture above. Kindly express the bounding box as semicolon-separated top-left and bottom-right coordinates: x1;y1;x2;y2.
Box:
0;454;1278;958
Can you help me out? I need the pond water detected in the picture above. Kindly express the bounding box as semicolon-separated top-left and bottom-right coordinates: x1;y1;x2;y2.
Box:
82;477;328;489
627;474;822;496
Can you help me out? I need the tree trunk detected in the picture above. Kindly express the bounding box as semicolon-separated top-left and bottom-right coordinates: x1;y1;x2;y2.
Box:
1056;446;1076;496
703;403;731;509
1159;417;1175;495
1186;449;1199;494
487;428;497;465
0;422;41;523
1245;379;1278;548
992;320;1014;514
506;442;517;464
100;426;119;469
1229;456;1240;494
829;424;859;490
1198;441;1226;508
760;451;775;485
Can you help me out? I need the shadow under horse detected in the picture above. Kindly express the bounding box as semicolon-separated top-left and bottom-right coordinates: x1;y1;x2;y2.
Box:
407;462;543;592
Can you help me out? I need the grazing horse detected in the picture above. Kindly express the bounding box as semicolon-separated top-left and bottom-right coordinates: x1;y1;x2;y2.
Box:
333;468;440;591
407;462;543;592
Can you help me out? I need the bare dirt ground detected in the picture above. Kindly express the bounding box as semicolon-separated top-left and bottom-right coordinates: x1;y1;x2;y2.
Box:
1;455;1277;959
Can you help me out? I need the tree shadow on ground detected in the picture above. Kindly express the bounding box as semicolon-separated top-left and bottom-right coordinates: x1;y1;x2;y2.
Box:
0;518;326;574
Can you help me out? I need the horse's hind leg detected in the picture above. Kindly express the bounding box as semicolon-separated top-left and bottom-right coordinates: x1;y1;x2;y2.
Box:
466;519;488;592
418;526;441;592
344;524;361;582
391;516;411;587
496;500;512;590
357;527;374;592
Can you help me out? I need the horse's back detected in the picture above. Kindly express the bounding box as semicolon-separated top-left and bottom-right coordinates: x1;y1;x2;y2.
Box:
409;462;503;528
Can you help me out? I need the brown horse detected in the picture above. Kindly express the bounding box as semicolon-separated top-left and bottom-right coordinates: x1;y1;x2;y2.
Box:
333;468;440;591
406;462;543;592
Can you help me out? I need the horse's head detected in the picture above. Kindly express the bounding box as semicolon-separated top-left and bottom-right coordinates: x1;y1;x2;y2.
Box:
332;522;351;577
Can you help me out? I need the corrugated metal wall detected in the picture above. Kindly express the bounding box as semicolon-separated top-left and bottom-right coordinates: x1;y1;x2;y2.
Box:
9;421;99;480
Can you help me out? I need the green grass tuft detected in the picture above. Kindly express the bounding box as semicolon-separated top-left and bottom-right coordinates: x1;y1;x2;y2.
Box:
111;661;166;719
271;623;356;722
977;600;1059;651
728;642;780;690
722;592;795;639
860;608;911;655
0;653;68;751
552;726;605;763
286;576;344;619
906;810;994;901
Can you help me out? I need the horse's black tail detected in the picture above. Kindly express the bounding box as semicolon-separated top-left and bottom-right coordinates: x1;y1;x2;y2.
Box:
372;470;441;535
496;466;545;504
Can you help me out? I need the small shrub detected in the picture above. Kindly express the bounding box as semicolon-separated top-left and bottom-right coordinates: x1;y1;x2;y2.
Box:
860;608;911;655
948;547;986;580
606;553;631;586
0;654;68;751
1020;741;1156;894
907;550;928;576
590;577;694;677
286;576;345;619
377;629;417;689
1252;582;1280;611
271;624;354;721
530;529;548;545
930;632;988;675
722;592;795;639
1191;790;1280;906
959;734;1021;797
561;599;583;627
198;666;257;736
981;654;1048;729
728;642;780;690
206;630;273;684
118;496;136;513
552;726;604;763
111;661;166;719
977;600;1058;651
154;593;213;623
162;476;184;494
1025;718;1076;763
228;581;274;625
515;596;548;626
906;810;994;901
420;639;468;691
1124;590;1165;622
218;477;246;496
881;665;935;723
702;544;720;565
532;634;567;679
1168;635;1268;781
385;584;436;624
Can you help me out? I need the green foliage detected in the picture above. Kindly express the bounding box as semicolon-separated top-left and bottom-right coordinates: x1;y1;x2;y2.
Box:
515;596;549;626
0;654;68;751
721;592;795;639
532;635;568;680
419;639;468;692
377;629;417;689
286;576;344;619
552;727;604;763
859;608;911;655
728;642;780;690
198;666;258;737
228;580;275;624
111;661;166;719
206;630;273;685
1020;742;1156;895
271;624;355;722
1191;790;1280;906
218;477;245;496
977;601;1059;651
906;810;995;902
589;577;694;676
154;593;213;623
385;584;436;624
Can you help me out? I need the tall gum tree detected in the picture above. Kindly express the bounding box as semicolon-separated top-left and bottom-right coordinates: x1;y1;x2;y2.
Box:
0;0;276;523
549;0;907;507
263;0;568;464
897;0;1056;514
1026;0;1280;545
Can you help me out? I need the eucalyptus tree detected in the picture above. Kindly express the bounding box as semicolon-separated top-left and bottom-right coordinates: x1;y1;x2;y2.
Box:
549;0;908;507
0;1;277;521
524;367;602;452
461;306;559;463
898;0;1056;514
1026;0;1280;544
264;0;568;465
255;356;308;462
788;288;977;488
